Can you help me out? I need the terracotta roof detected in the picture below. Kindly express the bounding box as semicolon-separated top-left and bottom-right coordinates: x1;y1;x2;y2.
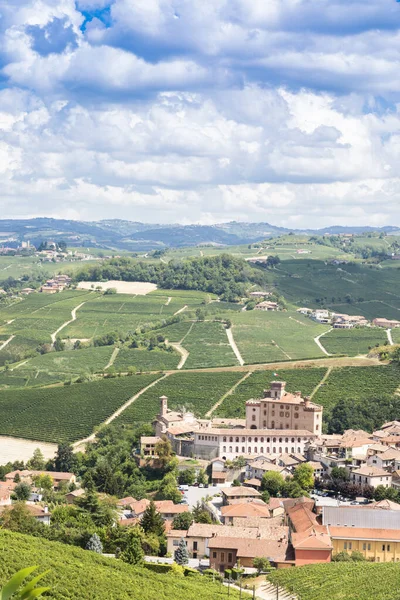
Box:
131;499;151;515
208;537;290;561
199;428;317;437
376;448;400;461
372;499;400;511
119;517;140;527
249;461;289;473
329;526;400;541
244;478;262;487
166;529;188;538
292;528;332;550
352;466;390;477
222;487;261;498
154;501;189;514
287;504;319;533
282;496;314;511
117;496;137;506
5;470;74;481
66;488;85;498
185;523;263;539
167;425;196;436
141;437;160;444
212;471;228;479
221;503;271;518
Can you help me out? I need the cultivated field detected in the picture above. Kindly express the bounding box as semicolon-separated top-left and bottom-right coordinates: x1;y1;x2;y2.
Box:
0;374;160;443
321;327;388;356
268;561;400;600
77;280;157;294
183;321;239;369
112;347;180;371
229;310;329;364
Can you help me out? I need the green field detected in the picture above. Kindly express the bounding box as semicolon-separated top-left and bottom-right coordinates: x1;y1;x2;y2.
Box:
154;321;193;342
0;255;98;281
230;310;329;364
0;374;160;443
112;347;180;371
268;561;400;600
271;260;400;320
115;371;244;425
183;321;239;368
0;530;238;600
321;327;388;356
215;368;328;418
391;328;400;343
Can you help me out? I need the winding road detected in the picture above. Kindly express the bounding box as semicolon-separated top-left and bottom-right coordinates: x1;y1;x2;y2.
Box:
0;335;15;351
226;327;244;366
50;302;86;343
314;328;333;356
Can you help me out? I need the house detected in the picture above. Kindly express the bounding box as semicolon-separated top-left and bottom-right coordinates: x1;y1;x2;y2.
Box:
221;487;261;505
116;497;137;510
220;499;284;524
154;500;189;521
250;291;271;298
367;448;400;472
21;287;35;295
311;310;331;324
297;308;312;315
246;459;291;481
140;437;161;457
209;536;291;571
65;489;85;504
0;482;15;506
212;471;228;485
351;466;392;489
373;318;400;328
254;301;279;311
332;314;368;329
5;470;76;489
0;504;52;525
286;503;332;565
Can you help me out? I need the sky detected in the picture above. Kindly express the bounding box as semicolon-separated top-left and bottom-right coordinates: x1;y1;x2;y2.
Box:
1;1;400;228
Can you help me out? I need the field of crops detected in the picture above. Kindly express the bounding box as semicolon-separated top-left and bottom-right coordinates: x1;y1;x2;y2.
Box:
268;561;400;600
313;365;400;411
0;530;238;600
116;371;244;425
154;321;193;342
321;327;388;356
230;310;328;364
390;327;400;343
271;260;400;320
0;374;160;443
183;321;239;368
112;347;180;371
215;368;328;418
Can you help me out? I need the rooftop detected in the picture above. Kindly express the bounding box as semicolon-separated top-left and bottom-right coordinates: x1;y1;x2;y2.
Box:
222;487;261;498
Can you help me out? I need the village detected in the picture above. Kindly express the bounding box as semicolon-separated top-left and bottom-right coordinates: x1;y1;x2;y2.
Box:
2;381;400;576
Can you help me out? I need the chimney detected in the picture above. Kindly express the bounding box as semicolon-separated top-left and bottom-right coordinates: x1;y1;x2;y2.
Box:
304;396;311;407
160;395;168;416
44;506;49;514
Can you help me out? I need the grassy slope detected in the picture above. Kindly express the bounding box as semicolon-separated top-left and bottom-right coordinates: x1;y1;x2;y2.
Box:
0;530;238;600
183;321;239;368
268;562;400;600
112;347;180;371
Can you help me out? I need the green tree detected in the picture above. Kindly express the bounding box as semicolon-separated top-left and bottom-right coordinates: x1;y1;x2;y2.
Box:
260;490;271;504
54;443;76;473
374;485;388;501
33;474;53;491
261;471;284;496
172;511;194;530
253;557;271;574
193;501;213;524
293;464;314;491
54;337;65;352
154;437;174;468
141;501;165;537
27;448;45;470
178;468;196;486
0;502;37;534
174;537;189;565
197;468;208;486
14;482;31;501
121;536;144;565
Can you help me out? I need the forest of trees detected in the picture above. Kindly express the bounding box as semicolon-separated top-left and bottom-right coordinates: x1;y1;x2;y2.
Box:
75;255;268;301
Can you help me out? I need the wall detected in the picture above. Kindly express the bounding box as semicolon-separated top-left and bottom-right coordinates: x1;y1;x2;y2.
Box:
332;538;400;563
295;549;331;566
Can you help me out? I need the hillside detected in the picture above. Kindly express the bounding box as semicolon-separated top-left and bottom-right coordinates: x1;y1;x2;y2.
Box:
0;218;398;251
0;530;238;600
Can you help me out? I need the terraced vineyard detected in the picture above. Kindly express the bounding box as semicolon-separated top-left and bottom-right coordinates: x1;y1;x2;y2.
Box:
115;371;244;425
268;561;400;600
321;327;388;356
215;368;328;418
112;347;180;371
154;321;193;342
183;321;239;368
391;327;400;343
0;374;159;443
230;310;329;364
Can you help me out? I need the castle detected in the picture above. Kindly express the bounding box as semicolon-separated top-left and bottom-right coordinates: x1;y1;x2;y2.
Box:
141;381;322;461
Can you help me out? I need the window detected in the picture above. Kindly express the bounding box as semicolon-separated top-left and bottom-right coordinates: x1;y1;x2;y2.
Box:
297;447;301;452
263;421;267;427
316;425;319;431
285;447;288;453
285;438;289;443
252;415;256;422
279;438;282;443
253;408;256;412
298;438;301;443
291;438;295;442
291;447;295;453
264;410;267;416
348;543;352;550
229;437;233;442
173;540;179;546
294;413;299;419
235;447;239;453
255;437;258;442
382;545;386;551
236;437;239;442
229;447;232;453
273;437;276;443
248;438;252;443
280;412;284;418
388;545;391;551
242;437;246;442
193;542;198;551
267;437;270;442
248;448;252;453
363;543;366;550
223;437;227;442
285;413;290;418
279;447;282;453
286;424;289;428
223;446;226;452
272;411;275;416
271;422;275;428
273;447;276;453
368;544;371;551
344;543;347;550
280;405;284;409
295;406;299;411
221;553;225;562
260;447;264;453
254;448;258;453
242;447;245;453
228;553;233;563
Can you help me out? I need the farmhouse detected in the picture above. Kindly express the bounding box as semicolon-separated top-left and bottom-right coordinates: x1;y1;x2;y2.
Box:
254;301;279;311
5;470;76;489
332;314;368;328
373;318;400;328
350;466;392;489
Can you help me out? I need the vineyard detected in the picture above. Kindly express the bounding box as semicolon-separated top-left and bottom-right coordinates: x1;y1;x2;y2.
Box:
112;347;180;371
230;310;329;364
183;321;239;368
0;374;159;443
268;561;400;600
0;530;238;600
215;368;328;418
115;371;244;425
321;327;388;356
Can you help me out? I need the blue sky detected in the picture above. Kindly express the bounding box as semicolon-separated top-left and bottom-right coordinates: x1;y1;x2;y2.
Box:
0;0;400;227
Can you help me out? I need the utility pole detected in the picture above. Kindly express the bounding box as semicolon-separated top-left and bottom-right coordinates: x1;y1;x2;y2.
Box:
276;583;279;600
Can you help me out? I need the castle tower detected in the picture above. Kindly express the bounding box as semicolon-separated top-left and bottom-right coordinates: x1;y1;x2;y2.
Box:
160;395;168;417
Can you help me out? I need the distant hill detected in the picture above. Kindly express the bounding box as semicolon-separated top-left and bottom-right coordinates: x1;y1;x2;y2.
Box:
0;218;397;251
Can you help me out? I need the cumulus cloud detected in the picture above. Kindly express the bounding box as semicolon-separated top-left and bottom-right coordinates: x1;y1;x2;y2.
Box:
0;0;400;226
